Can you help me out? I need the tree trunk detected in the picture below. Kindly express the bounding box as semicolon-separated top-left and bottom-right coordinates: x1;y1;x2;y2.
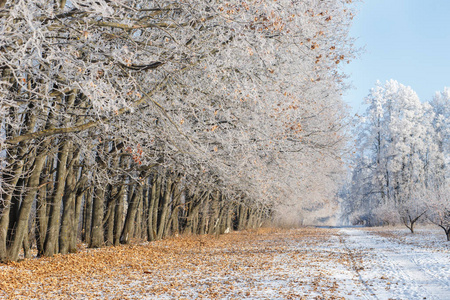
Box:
70;182;86;253
22;229;31;259
199;193;210;235
121;174;145;243
184;192;206;235
188;191;209;234
59;150;78;254
217;201;230;234
247;208;257;229
151;176;162;240
35;179;48;257
0;99;36;261
4;107;48;261
35;156;53;257
134;190;144;240
157;177;172;240
225;204;233;232
139;187;148;240
168;186;183;236
104;154;121;246
0;159;24;261
147;175;158;241
238;204;248;231
89;186;105;248
7;176;25;252
104;187;116;246
208;192;220;235
83;188;93;244
44;139;72;256
7;147;50;260
113;184;126;246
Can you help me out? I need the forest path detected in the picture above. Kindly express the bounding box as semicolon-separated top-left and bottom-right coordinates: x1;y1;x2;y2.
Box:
1;227;449;299
338;227;450;300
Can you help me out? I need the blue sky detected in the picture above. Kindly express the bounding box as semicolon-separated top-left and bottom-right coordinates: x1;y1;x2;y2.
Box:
343;0;450;114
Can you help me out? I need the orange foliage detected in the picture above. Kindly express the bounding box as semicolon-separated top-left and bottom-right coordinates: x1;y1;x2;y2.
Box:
0;228;357;299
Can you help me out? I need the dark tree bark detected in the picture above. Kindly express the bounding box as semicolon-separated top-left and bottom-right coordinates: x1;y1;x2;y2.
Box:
71;179;86;253
157;177;172;240
7;146;51;260
44;139;72;256
35;157;53;257
238;204;249;231
81;187;93;244
83;187;93;244
147;174;158;241
35;184;48;256
184;191;208;235
59;149;78;254
0;103;37;261
104;153;120;246
151;176;162;240
402;210;427;234
199;193;210;235
207;192;217;235
89;186;106;248
168;184;182;236
22;229;31;259
43;90;77;257
121;172;146;243
113;184;126;246
104;187;117;246
134;189;144;239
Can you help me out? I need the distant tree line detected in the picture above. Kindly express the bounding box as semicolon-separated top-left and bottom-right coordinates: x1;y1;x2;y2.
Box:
342;81;449;240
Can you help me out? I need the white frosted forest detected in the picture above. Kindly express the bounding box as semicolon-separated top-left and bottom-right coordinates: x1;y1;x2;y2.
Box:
342;82;450;240
0;0;449;299
0;0;357;261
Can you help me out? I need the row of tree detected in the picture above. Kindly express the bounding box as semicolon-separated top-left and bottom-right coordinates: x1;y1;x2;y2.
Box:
0;0;357;261
342;80;449;240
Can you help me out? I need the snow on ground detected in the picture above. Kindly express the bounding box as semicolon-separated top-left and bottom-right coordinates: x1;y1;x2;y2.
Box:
345;227;450;300
0;227;449;299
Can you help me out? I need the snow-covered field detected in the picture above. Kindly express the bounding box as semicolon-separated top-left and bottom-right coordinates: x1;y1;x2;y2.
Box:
335;227;450;299
1;227;449;299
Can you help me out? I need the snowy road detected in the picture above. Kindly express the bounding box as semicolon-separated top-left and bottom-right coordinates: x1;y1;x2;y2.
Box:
2;227;450;299
337;228;450;300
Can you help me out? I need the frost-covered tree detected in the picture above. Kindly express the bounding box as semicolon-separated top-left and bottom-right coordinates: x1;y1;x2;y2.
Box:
427;184;450;241
429;88;450;187
0;0;357;261
345;80;438;227
425;89;450;239
344;80;450;232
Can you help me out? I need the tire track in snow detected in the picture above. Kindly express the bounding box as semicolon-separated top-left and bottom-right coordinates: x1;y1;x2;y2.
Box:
411;254;450;287
339;228;450;300
337;231;379;300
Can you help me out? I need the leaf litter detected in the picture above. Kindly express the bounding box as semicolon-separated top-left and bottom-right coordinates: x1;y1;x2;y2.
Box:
1;227;449;299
